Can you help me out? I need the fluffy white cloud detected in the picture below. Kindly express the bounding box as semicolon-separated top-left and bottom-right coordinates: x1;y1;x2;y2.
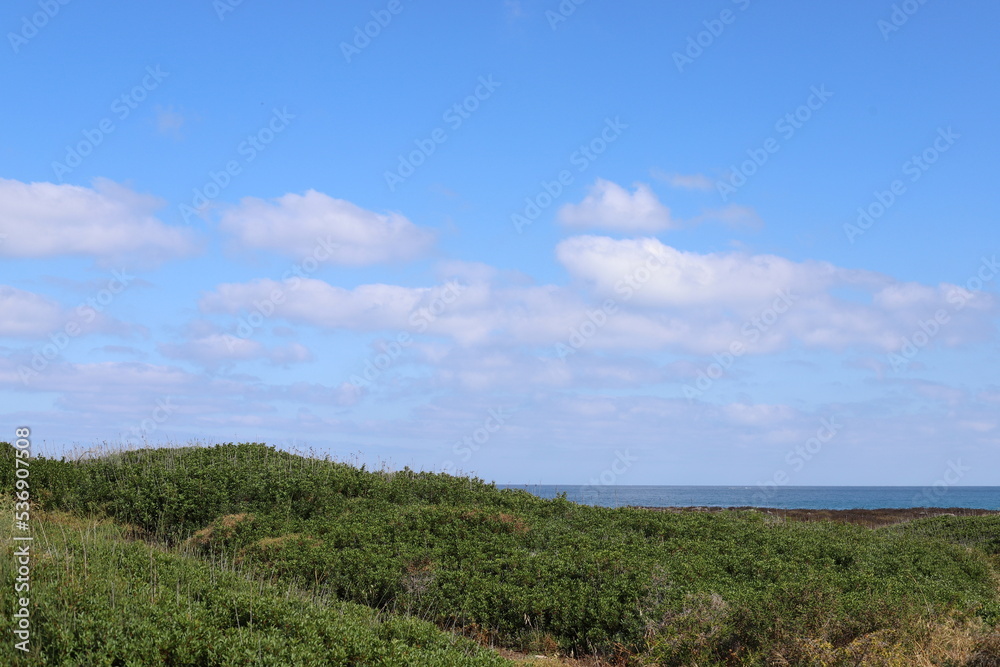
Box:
0;178;199;265
556;235;876;308
199;275;587;347
556;236;998;353
196;240;998;359
219;190;435;264
558;179;676;232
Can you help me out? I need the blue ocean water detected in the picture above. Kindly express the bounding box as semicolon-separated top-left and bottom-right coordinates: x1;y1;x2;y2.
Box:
498;485;1000;510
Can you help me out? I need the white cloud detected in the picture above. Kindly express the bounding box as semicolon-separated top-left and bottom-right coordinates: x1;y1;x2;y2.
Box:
0;286;66;337
0;358;360;429
555;236;999;353
978;389;1000;405
267;342;312;365
0;284;139;339
219;189;435;264
651;169;714;191
0;359;193;397
0;178;200;265
723;402;797;426
4;350;999;484
558;179;676;232
692;204;763;230
195;241;998;359
202;279;431;329
199;274;567;347
409;346;682;394
556;235;874;308
158;335;313;368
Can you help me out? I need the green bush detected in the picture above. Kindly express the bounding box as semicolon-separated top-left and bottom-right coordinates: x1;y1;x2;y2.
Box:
0;496;509;666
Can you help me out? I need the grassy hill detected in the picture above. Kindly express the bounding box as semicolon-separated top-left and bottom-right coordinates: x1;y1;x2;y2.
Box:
3;442;1000;665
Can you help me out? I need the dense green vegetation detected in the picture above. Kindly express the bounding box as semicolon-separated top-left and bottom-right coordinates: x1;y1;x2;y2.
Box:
3;441;1000;665
0;498;508;666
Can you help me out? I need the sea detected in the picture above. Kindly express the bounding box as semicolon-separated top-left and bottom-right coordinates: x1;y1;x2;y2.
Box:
497;485;1000;510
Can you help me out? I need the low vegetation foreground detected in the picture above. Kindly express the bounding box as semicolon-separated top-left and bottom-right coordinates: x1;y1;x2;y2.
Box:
2;442;1000;665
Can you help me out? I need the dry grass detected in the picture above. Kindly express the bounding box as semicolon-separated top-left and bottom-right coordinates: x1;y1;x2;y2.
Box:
184;512;253;547
254;533;322;550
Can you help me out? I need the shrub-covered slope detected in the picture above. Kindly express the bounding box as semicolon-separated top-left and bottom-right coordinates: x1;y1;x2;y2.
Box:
3;442;999;665
0;496;509;666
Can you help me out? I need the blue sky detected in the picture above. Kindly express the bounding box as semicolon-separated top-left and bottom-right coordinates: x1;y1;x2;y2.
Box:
2;0;998;488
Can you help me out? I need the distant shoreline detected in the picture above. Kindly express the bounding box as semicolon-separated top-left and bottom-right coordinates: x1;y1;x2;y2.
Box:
502;484;1000;511
630;505;1000;527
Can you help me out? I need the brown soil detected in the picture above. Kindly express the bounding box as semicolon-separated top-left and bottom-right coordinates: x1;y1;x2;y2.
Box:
630;505;1000;528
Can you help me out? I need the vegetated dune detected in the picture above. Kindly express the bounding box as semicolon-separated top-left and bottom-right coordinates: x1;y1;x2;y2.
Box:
0;497;509;666
3;442;999;666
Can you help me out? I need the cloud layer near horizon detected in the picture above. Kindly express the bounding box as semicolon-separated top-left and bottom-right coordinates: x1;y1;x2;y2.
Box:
194;233;996;356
